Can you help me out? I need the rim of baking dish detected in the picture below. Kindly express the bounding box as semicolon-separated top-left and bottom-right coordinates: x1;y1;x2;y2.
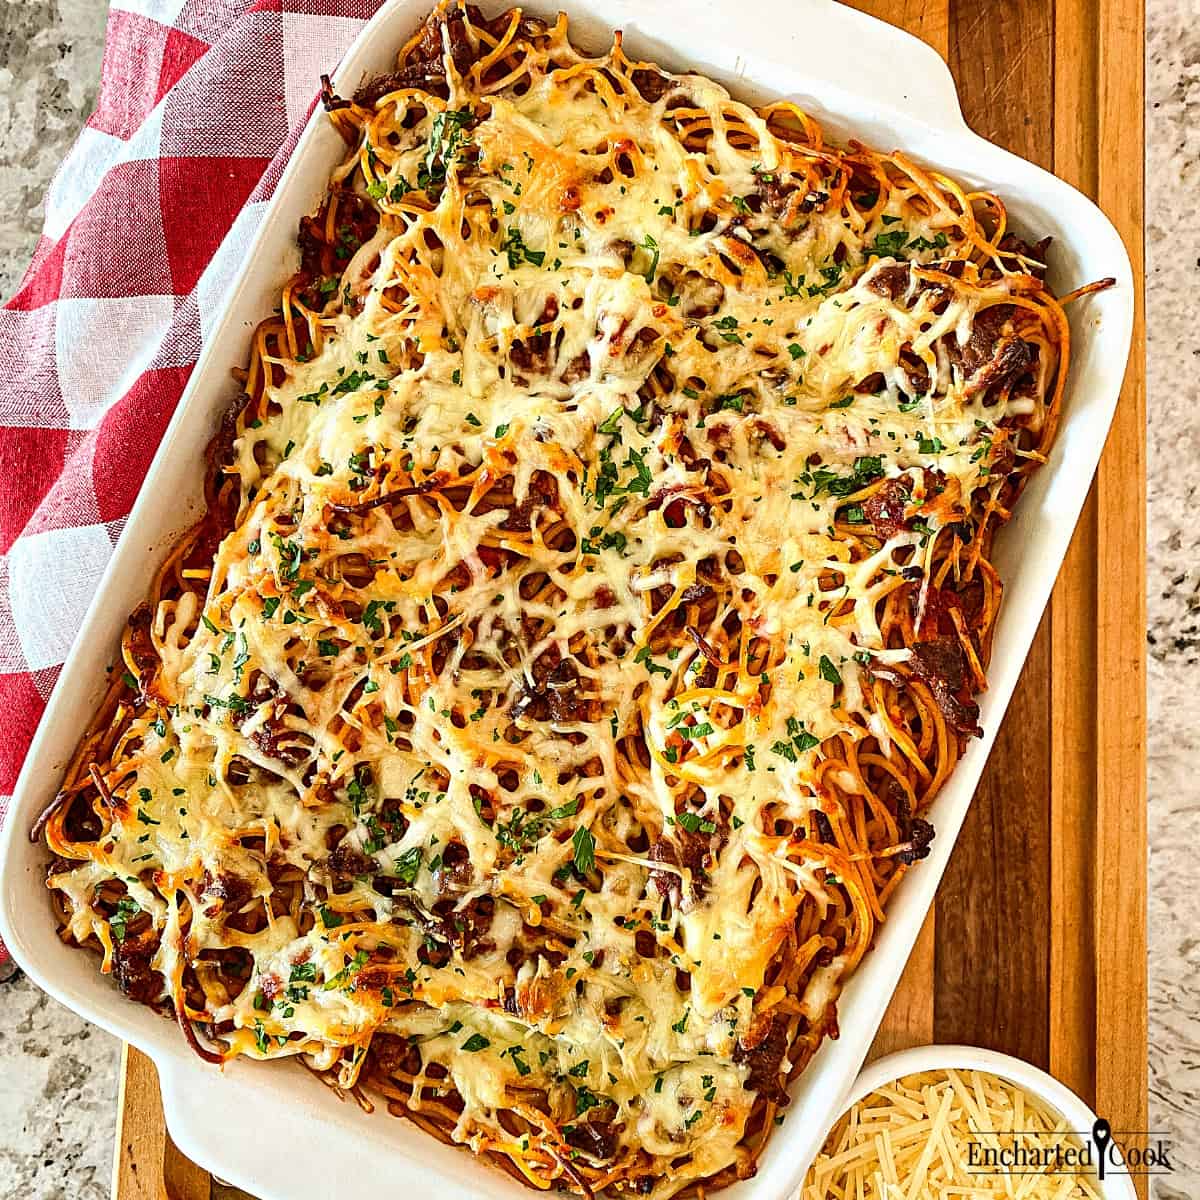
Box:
0;3;1135;1200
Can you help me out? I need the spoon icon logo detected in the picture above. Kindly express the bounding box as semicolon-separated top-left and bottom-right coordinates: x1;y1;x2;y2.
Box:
1092;1118;1112;1180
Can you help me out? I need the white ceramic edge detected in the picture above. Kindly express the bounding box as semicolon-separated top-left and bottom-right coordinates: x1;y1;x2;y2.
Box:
812;1044;1139;1200
0;1;1135;1199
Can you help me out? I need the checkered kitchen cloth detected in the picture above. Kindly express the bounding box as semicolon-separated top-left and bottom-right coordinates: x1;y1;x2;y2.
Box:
0;0;388;968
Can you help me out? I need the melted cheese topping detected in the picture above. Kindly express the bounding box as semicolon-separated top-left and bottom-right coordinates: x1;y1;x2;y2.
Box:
804;1069;1103;1200
47;6;1068;1196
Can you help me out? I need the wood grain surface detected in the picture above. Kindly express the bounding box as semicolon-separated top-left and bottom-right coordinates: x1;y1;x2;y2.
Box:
852;0;1148;1192
112;1;1147;1196
114;1046;215;1200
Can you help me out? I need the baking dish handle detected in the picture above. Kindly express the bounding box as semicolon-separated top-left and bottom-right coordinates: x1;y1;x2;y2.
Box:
805;1;967;131
156;1058;311;1198
155;1060;232;1183
155;1055;511;1200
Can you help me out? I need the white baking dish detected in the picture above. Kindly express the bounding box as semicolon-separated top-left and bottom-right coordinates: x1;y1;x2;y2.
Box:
0;2;1133;1198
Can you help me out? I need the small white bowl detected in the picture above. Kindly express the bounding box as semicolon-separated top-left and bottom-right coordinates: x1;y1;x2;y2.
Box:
811;1044;1138;1200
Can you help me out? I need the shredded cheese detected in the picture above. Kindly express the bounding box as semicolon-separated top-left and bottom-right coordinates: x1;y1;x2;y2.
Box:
804;1069;1104;1200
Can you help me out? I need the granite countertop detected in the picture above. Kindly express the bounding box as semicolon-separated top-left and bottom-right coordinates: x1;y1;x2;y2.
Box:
0;2;1191;1198
1146;2;1200;1194
0;5;117;1197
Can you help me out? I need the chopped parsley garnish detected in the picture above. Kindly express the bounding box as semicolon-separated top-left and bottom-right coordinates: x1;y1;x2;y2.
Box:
331;370;374;397
109;897;140;943
270;533;302;581
775;717;820;759
362;599;393;635
818;655;842;685
501;226;545;269
322;949;369;991
634;646;672;678
572;826;596;874
870;229;908;256
418;107;473;194
636;233;659;283
712;315;743;344
676;812;717;834
394;846;422;885
770;739;797;762
907;231;949;253
504;1046;531;1075
792;456;884;501
597;407;625;435
807;263;846;296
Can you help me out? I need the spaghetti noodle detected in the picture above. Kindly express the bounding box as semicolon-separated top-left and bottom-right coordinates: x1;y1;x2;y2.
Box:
37;5;1108;1196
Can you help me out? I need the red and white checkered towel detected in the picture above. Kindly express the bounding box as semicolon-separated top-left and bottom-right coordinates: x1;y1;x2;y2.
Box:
0;0;384;967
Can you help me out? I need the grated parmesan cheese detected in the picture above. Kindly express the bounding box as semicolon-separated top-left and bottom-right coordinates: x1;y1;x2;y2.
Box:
803;1068;1104;1200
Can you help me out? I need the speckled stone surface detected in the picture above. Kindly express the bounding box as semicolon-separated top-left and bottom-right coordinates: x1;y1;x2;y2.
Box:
0;0;1196;1197
1147;2;1200;1196
0;980;116;1200
0;0;118;1191
0;0;106;299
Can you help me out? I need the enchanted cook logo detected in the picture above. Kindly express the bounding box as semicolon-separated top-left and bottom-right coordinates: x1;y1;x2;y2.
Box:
966;1118;1174;1180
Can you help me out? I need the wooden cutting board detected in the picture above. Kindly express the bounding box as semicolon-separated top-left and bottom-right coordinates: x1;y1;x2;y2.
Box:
112;0;1146;1196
